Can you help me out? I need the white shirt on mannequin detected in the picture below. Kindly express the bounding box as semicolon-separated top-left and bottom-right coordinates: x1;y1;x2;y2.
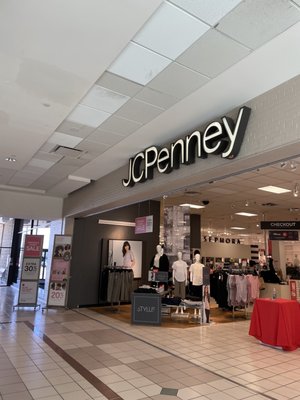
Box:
172;251;188;283
190;253;204;285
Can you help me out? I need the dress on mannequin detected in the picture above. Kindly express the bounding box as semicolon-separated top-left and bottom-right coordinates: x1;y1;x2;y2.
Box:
172;251;188;299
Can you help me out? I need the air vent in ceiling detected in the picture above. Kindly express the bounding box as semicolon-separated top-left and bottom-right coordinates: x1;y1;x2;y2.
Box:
261;202;277;207
52;145;83;159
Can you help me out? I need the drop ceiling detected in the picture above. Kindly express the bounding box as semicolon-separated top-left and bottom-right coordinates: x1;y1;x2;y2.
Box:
1;0;300;237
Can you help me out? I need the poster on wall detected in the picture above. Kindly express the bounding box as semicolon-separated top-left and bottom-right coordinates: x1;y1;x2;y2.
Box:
19;281;39;304
108;239;142;278
46;235;72;308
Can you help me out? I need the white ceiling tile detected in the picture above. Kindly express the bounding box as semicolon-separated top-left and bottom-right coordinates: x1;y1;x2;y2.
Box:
114;98;164;124
76;140;110;156
57;120;95;138
133;2;209;60
28;158;57;169
96;72;143;97
87;129;125;146
217;0;300;49
98;115;142;136
177;29;250;78
48;177;91;197
135;87;179;108
148;62;209;98
169;0;243;25
107;42;171;85
34;151;63;163
47;132;83;147
66;104;111;128
81;85;130;113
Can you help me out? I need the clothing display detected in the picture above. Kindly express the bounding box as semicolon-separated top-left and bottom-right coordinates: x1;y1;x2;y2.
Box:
100;267;133;303
227;274;260;307
172;254;188;298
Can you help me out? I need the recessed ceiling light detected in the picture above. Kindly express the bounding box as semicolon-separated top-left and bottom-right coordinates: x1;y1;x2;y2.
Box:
180;203;205;209
235;212;258;217
258;185;291;194
5;156;16;162
230;226;246;230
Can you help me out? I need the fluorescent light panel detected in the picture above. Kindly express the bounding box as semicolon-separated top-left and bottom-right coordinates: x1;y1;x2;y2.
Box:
98;219;135;227
133;2;209;60
180;203;205;209
258;185;291;194
235;212;258;217
230;226;246;230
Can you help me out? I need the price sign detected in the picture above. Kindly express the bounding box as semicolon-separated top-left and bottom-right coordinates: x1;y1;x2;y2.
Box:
21;258;40;280
48;282;67;307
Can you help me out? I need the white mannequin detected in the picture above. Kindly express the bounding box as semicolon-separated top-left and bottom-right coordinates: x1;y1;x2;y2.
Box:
189;253;204;316
153;244;163;268
172;251;188;314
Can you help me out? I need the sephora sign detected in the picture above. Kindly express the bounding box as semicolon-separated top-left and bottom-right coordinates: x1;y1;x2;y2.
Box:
122;106;251;187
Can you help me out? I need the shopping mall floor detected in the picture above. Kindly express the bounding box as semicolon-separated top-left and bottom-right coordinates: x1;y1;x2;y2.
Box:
0;287;299;400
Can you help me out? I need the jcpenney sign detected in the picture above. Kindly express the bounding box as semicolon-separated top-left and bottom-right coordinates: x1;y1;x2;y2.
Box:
122;106;251;187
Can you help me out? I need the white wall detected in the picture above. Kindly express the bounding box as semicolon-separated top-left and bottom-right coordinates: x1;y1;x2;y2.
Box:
201;241;251;259
0;190;63;220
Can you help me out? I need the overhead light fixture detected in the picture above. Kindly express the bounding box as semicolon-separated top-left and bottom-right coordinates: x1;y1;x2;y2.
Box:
98;219;135;227
293;183;299;197
5;155;16;162
258;185;291;194
180;203;205;209
235;212;258;217
245;200;249;207
280;161;287;168
230;227;246;230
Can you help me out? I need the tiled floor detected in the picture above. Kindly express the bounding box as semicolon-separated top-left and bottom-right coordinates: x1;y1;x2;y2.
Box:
1;286;300;400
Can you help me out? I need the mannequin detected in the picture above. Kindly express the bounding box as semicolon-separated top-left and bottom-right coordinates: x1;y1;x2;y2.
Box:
172;252;188;313
189;253;204;316
150;244;169;272
172;251;188;297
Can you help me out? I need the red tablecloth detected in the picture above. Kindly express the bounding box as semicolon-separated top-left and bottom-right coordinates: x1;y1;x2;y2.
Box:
249;298;300;351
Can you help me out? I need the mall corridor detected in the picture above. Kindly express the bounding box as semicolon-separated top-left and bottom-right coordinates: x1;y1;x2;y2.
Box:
0;287;300;400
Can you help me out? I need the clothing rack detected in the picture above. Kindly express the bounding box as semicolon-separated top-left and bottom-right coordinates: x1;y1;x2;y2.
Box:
100;266;134;312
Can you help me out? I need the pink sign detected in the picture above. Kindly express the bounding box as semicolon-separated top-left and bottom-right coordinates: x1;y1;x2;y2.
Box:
24;235;43;258
135;215;153;234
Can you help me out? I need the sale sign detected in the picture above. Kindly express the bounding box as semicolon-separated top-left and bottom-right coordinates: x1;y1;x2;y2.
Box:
24;235;43;258
48;282;67;307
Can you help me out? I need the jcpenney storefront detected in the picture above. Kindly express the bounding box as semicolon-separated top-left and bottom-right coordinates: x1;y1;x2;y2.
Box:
63;75;300;308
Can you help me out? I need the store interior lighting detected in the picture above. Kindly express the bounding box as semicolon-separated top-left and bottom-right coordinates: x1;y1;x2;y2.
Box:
258;185;291;194
180;203;205;209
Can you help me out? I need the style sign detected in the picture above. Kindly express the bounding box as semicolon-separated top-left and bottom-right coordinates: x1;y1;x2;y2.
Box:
21;258;40;280
135;215;153;234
